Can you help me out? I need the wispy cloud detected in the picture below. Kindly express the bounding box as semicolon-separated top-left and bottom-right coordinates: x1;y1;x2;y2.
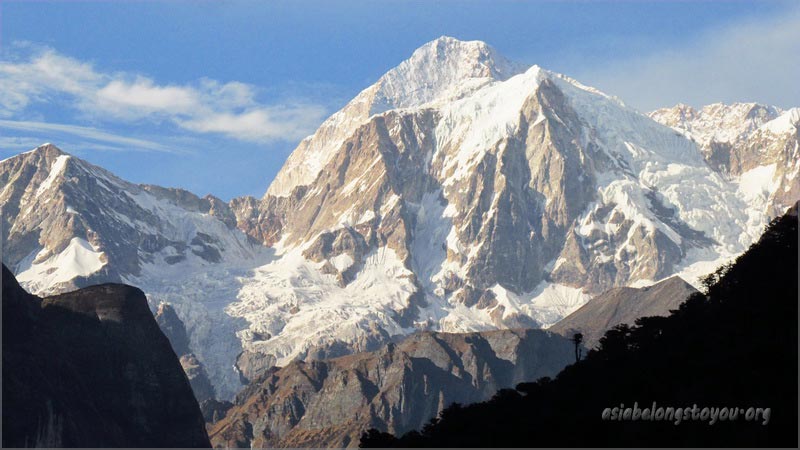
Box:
179;104;328;142
0;135;50;151
0;119;185;153
582;8;800;112
0;45;328;142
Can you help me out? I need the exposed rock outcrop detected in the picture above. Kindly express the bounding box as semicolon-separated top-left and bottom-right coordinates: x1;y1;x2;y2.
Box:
155;303;216;402
1;264;210;447
209;329;574;448
200;399;234;425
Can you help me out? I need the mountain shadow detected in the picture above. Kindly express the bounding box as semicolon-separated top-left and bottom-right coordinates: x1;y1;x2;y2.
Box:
1;264;211;447
361;202;799;447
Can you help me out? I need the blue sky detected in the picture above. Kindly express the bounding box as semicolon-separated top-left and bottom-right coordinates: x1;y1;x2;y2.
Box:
1;0;798;200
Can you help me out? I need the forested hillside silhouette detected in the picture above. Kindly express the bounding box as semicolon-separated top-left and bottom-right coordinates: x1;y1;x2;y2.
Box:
362;203;799;448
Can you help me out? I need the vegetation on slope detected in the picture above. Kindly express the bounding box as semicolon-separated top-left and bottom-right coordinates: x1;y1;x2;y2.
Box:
362;204;799;447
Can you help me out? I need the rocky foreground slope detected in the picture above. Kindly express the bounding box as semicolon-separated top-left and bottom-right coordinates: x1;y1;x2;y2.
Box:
1;264;210;447
211;276;703;448
209;329;574;448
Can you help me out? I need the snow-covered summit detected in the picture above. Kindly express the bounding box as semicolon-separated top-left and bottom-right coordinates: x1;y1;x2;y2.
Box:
761;107;800;135
369;36;527;114
265;36;528;197
265;35;699;199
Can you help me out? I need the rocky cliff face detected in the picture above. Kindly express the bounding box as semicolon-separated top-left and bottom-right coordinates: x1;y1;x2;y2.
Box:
1;264;210;447
550;276;698;348
155;303;216;402
209;328;574;448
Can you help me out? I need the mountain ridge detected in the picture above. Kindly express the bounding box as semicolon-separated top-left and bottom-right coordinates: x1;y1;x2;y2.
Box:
265;36;527;198
2;37;797;401
549;275;697;347
209;328;575;448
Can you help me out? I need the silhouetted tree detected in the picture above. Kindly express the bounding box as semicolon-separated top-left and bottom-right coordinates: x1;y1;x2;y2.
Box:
570;332;583;362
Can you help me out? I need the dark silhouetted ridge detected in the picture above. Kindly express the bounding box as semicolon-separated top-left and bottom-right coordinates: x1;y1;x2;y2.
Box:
361;202;799;448
1;264;211;447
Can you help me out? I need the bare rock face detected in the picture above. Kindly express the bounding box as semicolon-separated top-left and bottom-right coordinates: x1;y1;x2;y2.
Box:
155;303;216;402
200;399;234;425
1;264;210;447
180;354;216;403
550;276;698;348
302;226;371;285
208;329;574;448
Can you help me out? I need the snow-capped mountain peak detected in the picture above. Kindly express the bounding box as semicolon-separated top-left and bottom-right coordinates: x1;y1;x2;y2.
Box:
265;36;528;197
2;143;264;292
370;36;527;114
4;39;796;404
233;40;797;385
762;107;800;135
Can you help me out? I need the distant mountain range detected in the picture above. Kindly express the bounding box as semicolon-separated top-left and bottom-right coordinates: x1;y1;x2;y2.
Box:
2;36;797;404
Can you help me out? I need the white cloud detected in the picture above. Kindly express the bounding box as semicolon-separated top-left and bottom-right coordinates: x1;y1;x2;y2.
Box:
580;8;800;112
180;104;328;142
0;49;100;113
0;119;184;153
95;78;201;117
0;46;328;142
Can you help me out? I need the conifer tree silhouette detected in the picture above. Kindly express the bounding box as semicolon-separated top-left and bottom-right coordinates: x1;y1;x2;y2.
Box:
570;332;583;362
